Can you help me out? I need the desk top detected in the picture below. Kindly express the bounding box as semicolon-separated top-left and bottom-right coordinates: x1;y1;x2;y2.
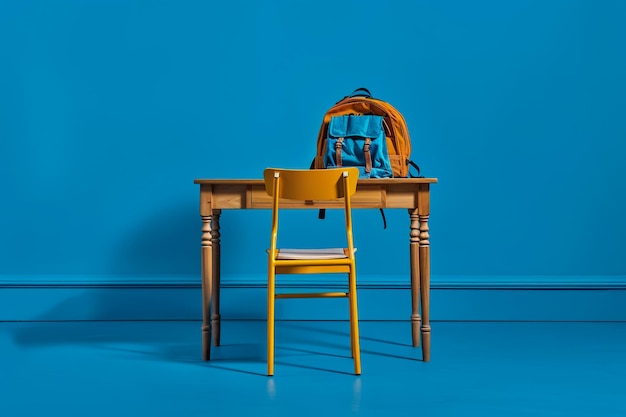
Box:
194;177;438;185
195;177;437;212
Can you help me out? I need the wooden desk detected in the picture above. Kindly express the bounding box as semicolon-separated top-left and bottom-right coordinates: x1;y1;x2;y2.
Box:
194;177;438;362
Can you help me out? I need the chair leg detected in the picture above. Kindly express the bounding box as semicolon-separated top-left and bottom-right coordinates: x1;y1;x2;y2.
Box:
349;301;355;358
348;268;361;375
267;267;276;376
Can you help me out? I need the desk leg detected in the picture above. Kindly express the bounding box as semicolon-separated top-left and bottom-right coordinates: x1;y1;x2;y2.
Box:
408;209;421;348
201;215;213;361
211;209;222;347
419;214;431;362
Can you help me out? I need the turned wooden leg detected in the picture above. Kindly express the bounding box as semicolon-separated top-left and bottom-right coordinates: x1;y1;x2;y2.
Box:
409;209;422;348
201;214;213;361
211;209;222;347
419;213;431;362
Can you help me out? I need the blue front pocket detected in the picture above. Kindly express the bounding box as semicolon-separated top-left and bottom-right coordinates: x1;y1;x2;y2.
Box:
324;115;392;178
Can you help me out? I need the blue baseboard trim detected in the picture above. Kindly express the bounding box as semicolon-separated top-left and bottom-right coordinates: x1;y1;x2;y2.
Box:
2;274;626;289
1;275;625;322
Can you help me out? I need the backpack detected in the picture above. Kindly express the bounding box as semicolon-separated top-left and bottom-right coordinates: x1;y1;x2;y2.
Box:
313;88;420;178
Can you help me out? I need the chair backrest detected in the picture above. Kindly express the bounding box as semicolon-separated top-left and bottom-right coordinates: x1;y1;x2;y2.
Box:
263;168;359;201
264;168;359;254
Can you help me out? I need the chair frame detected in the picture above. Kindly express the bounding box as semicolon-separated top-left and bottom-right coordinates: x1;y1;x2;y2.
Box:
263;167;361;376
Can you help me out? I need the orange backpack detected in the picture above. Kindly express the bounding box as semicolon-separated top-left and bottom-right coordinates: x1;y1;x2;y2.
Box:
313;88;420;177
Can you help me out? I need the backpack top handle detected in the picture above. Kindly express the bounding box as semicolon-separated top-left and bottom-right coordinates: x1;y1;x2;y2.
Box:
349;87;372;98
336;88;374;103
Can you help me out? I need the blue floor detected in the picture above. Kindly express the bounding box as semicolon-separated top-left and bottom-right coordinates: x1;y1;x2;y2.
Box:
1;320;625;416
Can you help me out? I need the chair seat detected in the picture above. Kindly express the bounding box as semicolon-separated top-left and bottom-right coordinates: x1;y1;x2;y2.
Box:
276;248;356;260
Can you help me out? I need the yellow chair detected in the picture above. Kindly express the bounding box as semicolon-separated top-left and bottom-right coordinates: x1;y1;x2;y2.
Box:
263;167;362;376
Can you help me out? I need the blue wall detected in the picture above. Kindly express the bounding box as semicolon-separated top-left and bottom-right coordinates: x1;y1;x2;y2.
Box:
1;0;625;284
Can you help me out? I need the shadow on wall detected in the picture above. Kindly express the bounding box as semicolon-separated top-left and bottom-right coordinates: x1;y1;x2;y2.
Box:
112;199;271;277
5;200;271;353
113;200;201;276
